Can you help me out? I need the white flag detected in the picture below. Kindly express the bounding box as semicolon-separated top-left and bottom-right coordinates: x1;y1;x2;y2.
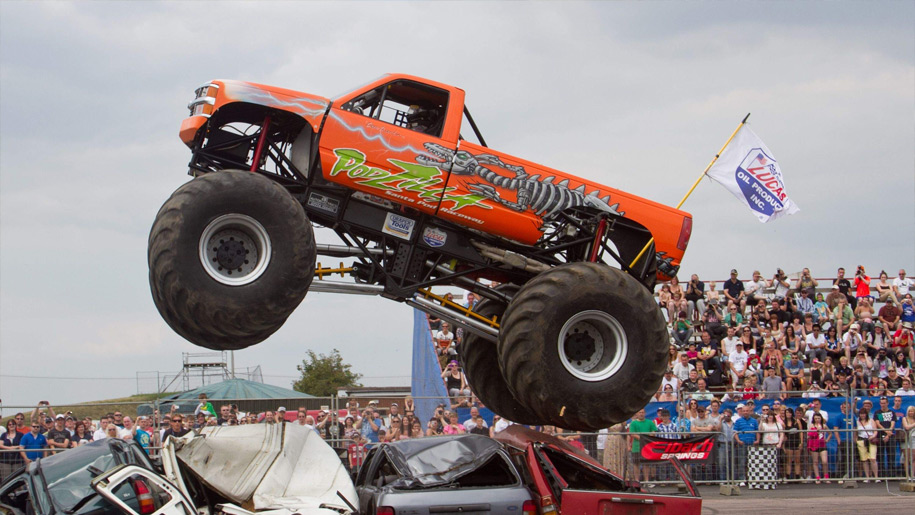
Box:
706;126;799;223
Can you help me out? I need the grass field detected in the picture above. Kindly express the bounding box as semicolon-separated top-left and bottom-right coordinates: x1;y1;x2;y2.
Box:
1;392;180;426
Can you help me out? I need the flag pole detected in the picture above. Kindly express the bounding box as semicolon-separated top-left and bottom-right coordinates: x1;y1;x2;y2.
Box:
627;113;751;270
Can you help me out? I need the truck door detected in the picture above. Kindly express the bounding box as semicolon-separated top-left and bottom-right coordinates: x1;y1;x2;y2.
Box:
320;78;459;216
91;464;196;515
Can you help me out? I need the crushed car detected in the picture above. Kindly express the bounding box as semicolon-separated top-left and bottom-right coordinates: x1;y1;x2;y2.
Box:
354;433;536;514
494;425;702;515
0;424;358;515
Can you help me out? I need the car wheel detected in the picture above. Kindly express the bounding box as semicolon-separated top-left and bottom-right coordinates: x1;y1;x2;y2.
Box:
148;170;316;349
498;262;667;430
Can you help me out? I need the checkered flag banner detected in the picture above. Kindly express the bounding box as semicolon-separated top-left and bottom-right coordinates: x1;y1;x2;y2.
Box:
707;126;800;223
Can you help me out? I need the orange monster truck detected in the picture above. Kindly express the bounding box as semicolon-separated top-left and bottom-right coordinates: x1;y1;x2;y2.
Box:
149;74;693;430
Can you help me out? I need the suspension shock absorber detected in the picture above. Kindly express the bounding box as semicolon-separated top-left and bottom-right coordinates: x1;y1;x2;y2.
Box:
250;114;272;172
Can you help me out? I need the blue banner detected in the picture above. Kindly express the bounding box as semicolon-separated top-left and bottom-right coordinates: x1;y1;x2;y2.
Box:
411;309;450;425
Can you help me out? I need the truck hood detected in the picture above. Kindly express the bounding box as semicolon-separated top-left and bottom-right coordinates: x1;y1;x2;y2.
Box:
164;424;357;513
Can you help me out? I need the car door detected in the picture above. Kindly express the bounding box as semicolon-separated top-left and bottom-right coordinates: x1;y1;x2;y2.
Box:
320;77;461;217
91;464;196;515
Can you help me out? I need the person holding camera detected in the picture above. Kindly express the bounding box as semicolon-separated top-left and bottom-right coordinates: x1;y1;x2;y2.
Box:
854;265;872;304
354;406;383;444
769;269;790;302
685;274;706;321
441;360;471;398
795;267;819;296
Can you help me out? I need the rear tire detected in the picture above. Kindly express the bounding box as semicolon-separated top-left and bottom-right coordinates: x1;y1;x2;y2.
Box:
459;292;544;425
148;171;316;350
498;262;667;430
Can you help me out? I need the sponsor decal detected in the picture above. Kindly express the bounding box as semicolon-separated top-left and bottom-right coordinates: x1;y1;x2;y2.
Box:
735;149;785;218
640;434;715;462
422;226;447;247
306;192;340;215
383;212;416;240
330;148;490;212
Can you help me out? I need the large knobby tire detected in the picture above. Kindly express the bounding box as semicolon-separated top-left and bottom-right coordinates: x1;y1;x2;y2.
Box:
458;293;545;425
148;170;316;350
498;262;667;430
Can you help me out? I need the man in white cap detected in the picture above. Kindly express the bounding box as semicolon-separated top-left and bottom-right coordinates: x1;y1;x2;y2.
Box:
728;341;749;387
843;323;863;361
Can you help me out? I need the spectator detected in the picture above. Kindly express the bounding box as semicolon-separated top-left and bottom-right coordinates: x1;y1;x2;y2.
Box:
873;396;898;475
760;411;785;464
867;323;890;357
723;269;746;314
893;322;915;363
681;369;700;393
162;415;190;441
672;352;694;383
853;265;872;302
343;416;358;441
656;408;678;439
691;379;715;401
194;394;215;418
656;384;677;402
761;366;786;400
355;406;383;443
814;292;831;323
729;342;749;387
835;267;856;309
703;303;726;341
409;419;424;439
717;408;735;481
442;411;465;435
733;404;759;486
46;416;70;453
667;345;679;369
434;322;456;367
900;295;915;330
628;409;657;486
805;399;829;425
661;368;679;393
442;360;471;398
0;420;24;481
874;270;893;303
825;326;844;361
892;350;911;378
318;411;346;445
769;269;791;302
706;282;720;308
871;348;892;380
685;274;706;321
658;284;672;322
896;378;915;396
217;405;234;425
20;422;47;464
901;406;915;477
782;408;803;480
892;269;913;300
805;324;827;363
807;412;831;483
745;270;767;308
672;311;693;348
463;407;488;435
70;421;92;447
856;408;880;482
667;277;687;326
783;353;805;391
796;289;815;319
781;325;803;356
843;323;864;360
490;414;512;436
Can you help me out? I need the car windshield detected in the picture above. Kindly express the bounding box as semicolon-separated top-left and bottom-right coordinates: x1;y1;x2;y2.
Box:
38;440;150;513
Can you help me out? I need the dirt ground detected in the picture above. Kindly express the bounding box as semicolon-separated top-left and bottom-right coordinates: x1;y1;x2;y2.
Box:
698;481;915;514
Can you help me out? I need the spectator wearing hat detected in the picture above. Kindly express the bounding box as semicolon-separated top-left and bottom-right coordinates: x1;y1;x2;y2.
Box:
843;323;864;361
729;341;750;388
892;320;915;363
661;368;679;393
46;416;70;454
745;270;767;309
723;269;746;314
732;404;759;485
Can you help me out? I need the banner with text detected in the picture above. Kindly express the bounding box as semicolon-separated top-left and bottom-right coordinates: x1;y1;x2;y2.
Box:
640;434;715;462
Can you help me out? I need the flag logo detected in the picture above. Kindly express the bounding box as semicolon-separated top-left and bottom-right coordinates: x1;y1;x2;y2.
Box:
735;148;785;218
707;126;799;223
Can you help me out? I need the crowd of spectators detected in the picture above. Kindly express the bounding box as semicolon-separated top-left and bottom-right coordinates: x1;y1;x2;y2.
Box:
626;266;915;485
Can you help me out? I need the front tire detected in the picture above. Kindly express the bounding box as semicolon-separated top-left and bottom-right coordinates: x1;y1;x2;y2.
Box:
498;262;667;430
459;292;544;425
148;171;316;350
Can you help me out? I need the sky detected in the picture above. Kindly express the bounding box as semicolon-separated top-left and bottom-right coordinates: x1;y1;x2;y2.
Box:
1;1;913;409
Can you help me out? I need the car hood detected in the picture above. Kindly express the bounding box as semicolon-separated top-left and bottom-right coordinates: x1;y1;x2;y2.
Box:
383;434;504;488
166;424;356;513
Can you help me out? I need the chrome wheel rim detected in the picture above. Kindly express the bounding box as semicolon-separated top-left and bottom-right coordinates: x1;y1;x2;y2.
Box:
558;310;628;382
199;214;271;286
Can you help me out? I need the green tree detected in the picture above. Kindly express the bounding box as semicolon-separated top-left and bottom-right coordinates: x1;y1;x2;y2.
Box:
292;348;362;397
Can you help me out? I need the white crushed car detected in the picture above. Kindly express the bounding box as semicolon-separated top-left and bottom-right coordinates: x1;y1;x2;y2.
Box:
95;423;358;515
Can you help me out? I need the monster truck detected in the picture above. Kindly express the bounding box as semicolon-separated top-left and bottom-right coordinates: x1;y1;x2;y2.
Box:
149;74;693;430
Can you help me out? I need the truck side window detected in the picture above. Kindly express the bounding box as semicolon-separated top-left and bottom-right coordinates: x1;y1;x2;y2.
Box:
342;80;448;138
